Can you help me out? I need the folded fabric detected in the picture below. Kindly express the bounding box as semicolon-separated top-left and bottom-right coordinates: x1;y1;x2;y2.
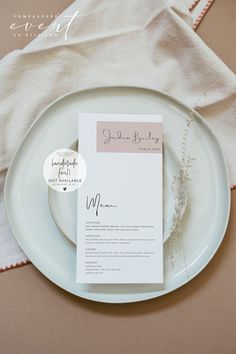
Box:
0;0;235;271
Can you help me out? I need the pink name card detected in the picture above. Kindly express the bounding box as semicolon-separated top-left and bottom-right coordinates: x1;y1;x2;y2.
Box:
97;121;162;153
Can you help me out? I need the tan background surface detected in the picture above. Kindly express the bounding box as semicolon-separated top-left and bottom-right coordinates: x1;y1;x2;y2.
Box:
0;1;236;353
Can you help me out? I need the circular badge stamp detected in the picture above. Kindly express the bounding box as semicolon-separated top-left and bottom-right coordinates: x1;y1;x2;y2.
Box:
43;148;86;192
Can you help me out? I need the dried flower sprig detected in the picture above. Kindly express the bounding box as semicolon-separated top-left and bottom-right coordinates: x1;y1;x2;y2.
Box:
167;94;206;278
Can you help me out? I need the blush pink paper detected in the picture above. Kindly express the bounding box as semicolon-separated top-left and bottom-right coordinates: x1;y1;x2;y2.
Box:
97;121;162;154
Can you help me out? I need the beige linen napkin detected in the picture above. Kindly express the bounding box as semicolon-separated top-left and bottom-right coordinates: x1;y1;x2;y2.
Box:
0;0;235;271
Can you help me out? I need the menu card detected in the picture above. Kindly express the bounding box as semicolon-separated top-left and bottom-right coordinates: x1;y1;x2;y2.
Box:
77;113;163;284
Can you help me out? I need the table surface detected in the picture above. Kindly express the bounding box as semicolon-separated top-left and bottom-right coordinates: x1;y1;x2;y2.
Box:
1;1;236;353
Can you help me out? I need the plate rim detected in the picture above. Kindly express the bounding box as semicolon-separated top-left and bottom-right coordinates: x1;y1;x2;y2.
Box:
4;85;231;303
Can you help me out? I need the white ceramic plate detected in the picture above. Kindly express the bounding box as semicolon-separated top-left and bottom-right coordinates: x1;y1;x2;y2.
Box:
48;140;187;244
5;87;230;303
